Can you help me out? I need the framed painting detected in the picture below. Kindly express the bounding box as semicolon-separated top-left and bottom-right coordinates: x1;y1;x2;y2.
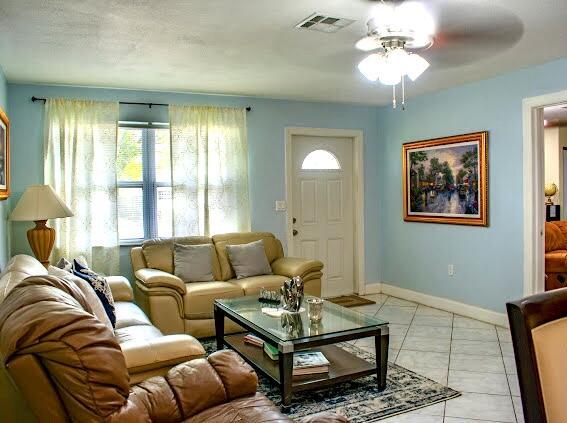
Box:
0;106;9;200
402;131;488;226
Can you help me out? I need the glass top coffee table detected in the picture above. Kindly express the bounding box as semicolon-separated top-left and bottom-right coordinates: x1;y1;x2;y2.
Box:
214;295;389;407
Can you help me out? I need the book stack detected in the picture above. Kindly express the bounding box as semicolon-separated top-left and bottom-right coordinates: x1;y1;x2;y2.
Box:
292;351;330;377
244;334;264;347
264;342;279;360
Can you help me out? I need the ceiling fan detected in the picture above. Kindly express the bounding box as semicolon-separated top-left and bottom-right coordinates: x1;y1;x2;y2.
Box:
355;0;524;110
356;0;435;109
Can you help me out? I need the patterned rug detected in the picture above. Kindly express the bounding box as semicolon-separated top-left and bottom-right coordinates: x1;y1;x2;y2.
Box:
202;338;460;422
326;294;376;308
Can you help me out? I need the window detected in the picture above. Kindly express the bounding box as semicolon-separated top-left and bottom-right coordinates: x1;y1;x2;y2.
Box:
117;124;172;242
301;149;341;170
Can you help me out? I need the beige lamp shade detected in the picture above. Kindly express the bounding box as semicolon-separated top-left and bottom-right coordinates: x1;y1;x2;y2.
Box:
10;185;73;221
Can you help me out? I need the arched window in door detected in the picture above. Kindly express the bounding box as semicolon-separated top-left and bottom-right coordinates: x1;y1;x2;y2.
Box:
301;149;341;170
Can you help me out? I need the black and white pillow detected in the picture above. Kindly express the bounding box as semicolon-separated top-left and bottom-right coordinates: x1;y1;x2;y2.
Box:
72;259;116;328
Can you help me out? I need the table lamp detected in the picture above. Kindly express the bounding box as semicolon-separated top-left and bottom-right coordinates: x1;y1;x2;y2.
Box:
10;185;73;267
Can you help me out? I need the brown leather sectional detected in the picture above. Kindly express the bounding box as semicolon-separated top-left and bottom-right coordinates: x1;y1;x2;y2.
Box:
545;221;567;290
0;275;346;423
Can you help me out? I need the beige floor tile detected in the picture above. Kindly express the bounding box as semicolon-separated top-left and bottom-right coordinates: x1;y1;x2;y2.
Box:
415;367;448;385
445;392;516;422
496;326;512;343
452;327;498;341
351;304;380;316
444;418;502;422
362;293;388;305
507;373;521;396
450;340;501;356
381;414;442;422
402;336;451;353
396;350;450;371
384;296;418;307
448;370;510;395
376;306;416;324
415;305;453;317
449;353;505;374
453;315;495;329
411;314;453;327
499;341;515;357
502;355;517;375
389;323;410;337
512;396;524;423
406;325;452;339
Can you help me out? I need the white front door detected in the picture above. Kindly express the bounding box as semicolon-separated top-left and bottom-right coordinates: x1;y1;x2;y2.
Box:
291;135;354;297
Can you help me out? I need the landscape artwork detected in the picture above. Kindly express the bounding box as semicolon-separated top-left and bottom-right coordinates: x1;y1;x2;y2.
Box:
0;106;9;200
403;132;488;226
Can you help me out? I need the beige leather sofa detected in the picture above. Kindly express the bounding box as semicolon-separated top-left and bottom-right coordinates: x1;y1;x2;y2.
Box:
132;232;323;337
0;254;206;422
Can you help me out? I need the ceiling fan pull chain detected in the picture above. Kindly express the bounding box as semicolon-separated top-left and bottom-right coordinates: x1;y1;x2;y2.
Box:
392;84;397;109
401;75;406;111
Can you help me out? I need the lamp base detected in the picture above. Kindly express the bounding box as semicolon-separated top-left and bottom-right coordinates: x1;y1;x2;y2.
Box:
27;220;55;268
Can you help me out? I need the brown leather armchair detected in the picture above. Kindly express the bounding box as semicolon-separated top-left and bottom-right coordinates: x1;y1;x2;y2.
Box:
507;288;567;423
544;221;567;290
0;275;345;423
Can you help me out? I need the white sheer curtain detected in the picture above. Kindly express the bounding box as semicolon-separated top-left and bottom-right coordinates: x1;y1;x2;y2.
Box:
169;105;250;236
44;99;120;275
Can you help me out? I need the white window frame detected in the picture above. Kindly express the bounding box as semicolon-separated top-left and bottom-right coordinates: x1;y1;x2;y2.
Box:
118;122;171;245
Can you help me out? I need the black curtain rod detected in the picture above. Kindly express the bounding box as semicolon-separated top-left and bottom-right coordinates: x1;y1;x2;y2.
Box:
31;96;251;111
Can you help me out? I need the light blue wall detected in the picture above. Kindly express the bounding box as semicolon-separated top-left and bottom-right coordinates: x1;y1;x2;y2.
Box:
0;67;9;269
378;58;567;312
7;84;381;282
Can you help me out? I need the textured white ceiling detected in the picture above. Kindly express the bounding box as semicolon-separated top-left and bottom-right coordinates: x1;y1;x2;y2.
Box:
1;0;567;105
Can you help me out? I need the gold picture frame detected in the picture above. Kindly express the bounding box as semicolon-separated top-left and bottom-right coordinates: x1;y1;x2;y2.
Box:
0;106;9;200
402;131;488;226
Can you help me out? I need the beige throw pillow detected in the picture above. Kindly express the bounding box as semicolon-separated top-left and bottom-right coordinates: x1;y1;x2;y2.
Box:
226;239;273;279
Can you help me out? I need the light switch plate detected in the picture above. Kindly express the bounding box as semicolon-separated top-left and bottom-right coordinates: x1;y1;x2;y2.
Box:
275;200;287;211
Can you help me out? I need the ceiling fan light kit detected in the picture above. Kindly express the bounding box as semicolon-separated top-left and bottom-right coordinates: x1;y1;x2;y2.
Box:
356;1;435;109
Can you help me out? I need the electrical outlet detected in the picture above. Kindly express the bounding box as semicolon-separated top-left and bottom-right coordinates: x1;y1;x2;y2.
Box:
275;200;286;211
448;264;455;276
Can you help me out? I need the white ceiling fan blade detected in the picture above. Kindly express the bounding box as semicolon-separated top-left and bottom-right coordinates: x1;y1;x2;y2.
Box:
355;36;382;51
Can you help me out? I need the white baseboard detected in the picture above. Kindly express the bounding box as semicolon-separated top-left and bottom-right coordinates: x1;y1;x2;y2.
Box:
362;282;383;295
364;282;508;328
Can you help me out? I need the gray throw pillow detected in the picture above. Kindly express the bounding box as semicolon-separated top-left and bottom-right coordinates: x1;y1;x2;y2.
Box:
226;239;273;279
174;243;215;282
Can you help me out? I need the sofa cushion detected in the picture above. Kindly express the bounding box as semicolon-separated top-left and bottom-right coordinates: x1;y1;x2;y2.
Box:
226;240;273;280
114;301;152;329
174;243;215;282
142;236;222;280
230;274;289;296
115;324;163;343
213;232;284;281
183;281;244;319
48;265;113;330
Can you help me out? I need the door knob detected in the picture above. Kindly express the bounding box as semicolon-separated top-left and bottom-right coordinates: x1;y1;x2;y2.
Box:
293;217;297;224
292;229;298;236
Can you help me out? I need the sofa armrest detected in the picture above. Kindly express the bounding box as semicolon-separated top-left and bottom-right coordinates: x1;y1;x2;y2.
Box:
135;268;186;295
545;251;567;273
120;334;205;373
271;257;323;281
106;276;134;302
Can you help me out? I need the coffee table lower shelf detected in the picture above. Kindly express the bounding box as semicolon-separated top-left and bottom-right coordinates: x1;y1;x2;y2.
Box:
224;333;377;393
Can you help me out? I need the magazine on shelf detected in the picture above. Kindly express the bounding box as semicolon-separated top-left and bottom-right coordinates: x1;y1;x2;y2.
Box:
243;334;264;347
293;351;330;369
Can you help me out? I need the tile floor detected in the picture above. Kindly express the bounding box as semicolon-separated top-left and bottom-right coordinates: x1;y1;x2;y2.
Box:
350;294;523;423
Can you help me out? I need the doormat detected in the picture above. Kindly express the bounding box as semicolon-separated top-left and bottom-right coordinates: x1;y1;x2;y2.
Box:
326;294;376;308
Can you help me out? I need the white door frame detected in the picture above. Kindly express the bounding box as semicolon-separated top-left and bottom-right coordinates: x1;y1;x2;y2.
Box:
523;89;567;296
285;127;366;295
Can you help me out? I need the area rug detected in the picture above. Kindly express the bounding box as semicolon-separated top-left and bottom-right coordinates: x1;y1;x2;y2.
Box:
202;339;460;422
326;294;376;308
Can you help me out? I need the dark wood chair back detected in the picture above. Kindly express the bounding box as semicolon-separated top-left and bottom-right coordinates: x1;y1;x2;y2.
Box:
507;287;567;423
